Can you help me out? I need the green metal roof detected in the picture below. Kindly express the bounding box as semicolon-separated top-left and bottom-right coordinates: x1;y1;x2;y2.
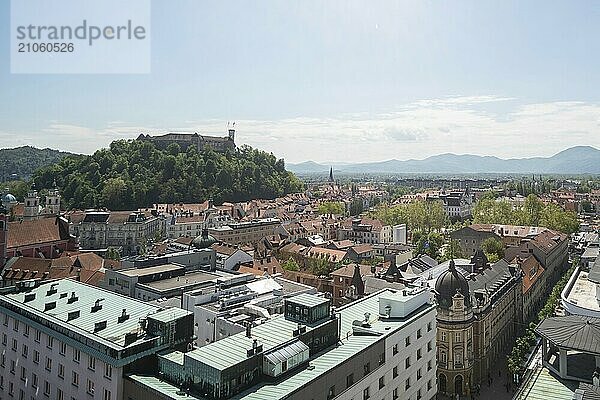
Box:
233;289;435;400
286;293;330;308
186;315;315;370
515;366;578;400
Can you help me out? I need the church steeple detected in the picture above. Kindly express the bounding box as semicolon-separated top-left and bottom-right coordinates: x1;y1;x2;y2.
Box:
329;166;334;183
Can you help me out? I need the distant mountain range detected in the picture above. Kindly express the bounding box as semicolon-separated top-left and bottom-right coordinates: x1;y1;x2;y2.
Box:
0;146;77;181
287;146;600;175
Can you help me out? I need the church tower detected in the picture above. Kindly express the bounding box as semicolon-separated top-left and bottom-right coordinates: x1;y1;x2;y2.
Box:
329;166;334;183
0;203;7;268
23;186;40;220
45;181;61;216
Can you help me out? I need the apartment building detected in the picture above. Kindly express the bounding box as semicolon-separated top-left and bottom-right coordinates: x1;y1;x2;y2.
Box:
209;218;281;245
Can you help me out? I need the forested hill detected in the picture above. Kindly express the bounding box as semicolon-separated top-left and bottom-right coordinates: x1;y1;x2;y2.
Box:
0;146;75;180
32;140;304;210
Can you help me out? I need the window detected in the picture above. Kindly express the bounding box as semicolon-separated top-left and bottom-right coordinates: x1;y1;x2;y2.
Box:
72;371;79;387
3;314;8;326
1;333;5;345
417;388;422;400
379;352;385;365
20;366;26;381
427;341;432;352
405;336;411;346
35;330;41;343
103;389;112;400
427;321;432;332
88;355;96;370
378;376;385;389
327;385;336;400
34;350;40;364
440;351;447;364
0;353;4;367
87;379;95;395
59;342;66;356
427;379;433;391
363;362;370;376
417;329;422;339
22;344;28;358
393;344;398;355
13;319;18;332
393;366;398;378
45;357;52;371
32;373;38;388
346;373;354;388
405;378;411;390
44;381;51;396
73;348;80;363
47;335;54;349
58;363;64;379
405;357;411;369
10;359;15;374
393;388;398;400
104;364;112;379
417;348;422;360
417;368;422;380
441;331;446;341
363;387;370;400
12;338;17;351
455;332;461;342
57;388;64;400
427;360;432;371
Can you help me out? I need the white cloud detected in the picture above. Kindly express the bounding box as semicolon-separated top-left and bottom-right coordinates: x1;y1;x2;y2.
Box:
2;96;600;163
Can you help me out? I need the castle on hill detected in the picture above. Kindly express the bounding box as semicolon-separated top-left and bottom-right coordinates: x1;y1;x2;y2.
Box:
137;127;236;153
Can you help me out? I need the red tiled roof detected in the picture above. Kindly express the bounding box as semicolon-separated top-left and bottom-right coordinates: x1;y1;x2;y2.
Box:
7;217;70;249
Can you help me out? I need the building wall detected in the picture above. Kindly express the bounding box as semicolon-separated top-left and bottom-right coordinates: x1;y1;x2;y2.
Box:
450;228;499;256
0;310;122;400
290;307;437;400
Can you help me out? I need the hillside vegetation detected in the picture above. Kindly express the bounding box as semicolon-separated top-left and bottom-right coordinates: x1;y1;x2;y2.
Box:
32;140;303;210
0;146;75;180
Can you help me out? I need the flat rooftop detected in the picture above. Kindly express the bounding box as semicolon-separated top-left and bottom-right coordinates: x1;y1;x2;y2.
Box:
565;270;600;312
118;263;184;277
139;271;219;291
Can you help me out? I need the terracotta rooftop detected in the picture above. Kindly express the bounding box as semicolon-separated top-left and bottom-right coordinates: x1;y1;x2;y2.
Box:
7;217;71;249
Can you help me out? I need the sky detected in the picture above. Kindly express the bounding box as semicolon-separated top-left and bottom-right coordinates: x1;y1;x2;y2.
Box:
1;0;600;163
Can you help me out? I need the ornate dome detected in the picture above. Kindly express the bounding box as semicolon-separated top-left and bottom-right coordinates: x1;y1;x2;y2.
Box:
2;193;16;204
192;228;217;249
435;260;471;309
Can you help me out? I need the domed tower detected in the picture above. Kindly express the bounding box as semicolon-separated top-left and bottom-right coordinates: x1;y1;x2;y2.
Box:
192;228;217;250
45;180;61;216
434;260;474;398
23;186;40;221
1;188;17;213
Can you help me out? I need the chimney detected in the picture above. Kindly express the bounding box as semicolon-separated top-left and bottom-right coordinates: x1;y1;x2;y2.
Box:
370;265;376;274
118;309;129;323
245;323;252;338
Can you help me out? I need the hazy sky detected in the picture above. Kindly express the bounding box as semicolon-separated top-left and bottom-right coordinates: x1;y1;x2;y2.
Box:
1;0;600;163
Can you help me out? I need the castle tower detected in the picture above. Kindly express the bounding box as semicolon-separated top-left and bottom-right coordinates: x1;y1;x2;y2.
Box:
228;128;235;142
0;204;7;268
23;186;40;221
45;181;61;216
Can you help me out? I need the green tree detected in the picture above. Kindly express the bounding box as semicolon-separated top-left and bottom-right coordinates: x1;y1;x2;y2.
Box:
318;201;345;215
105;247;121;261
281;257;299;271
481;237;505;263
441;239;465;262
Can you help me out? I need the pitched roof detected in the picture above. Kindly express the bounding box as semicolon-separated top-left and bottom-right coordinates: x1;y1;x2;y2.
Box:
536;315;600;354
7;217;70;249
